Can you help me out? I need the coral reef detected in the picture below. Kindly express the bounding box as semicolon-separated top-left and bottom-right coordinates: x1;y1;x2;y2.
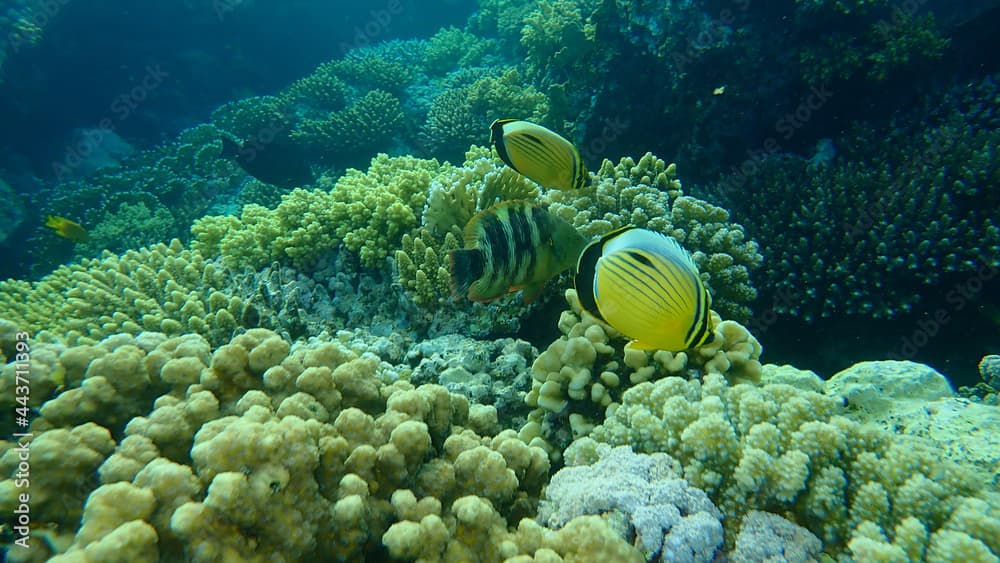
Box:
193;153;445;271
710;75;1000;320
544;152;761;321
29;124;242;275
564;367;998;558
290;90;404;165
0;327;628;562
419;68;549;161
0;240;250;348
539;444;724;562
522;288;762;457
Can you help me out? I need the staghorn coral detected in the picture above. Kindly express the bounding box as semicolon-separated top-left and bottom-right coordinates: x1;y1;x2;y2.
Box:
544;152;761;321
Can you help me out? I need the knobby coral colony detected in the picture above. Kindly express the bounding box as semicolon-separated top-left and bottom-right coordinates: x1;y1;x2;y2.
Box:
0;141;996;562
1;4;997;559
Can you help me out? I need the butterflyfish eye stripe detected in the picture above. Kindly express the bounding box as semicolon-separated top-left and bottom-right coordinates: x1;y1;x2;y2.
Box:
685;286;710;347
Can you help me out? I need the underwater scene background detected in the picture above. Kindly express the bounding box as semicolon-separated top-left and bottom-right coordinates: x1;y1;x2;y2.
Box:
0;0;998;561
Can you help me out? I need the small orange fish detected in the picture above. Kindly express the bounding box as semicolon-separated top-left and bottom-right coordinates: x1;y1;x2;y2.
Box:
44;215;89;242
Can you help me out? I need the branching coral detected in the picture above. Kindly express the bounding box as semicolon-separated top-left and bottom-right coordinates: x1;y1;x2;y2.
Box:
193;153;446;270
544;152;761;321
282;61;349;111
419;68;548;161
521;288;762;458
0;240;252;347
290;90;404;163
424;27;493;75
711;75;1000;320
564;368;997;559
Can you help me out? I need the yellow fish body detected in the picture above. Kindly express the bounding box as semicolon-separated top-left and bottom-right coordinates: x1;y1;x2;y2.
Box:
450;201;586;303
490;119;589;191
44;215;89;242
575;226;714;351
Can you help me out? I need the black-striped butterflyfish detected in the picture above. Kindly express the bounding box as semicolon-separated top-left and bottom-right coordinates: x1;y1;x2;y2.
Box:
574;226;715;351
450;201;587;303
44;215;89;242
490;119;589;191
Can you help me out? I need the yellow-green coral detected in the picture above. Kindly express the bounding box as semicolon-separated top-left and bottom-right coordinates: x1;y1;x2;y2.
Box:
193;153;448;270
424;26;493;74
420;69;548;159
0;240;250;346
395;229;461;309
2;328;573;562
522;288;762;459
281;61;349;110
290;89;403;156
564;368;996;558
520;0;601;86
397;147;542;310
544;153;761;321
